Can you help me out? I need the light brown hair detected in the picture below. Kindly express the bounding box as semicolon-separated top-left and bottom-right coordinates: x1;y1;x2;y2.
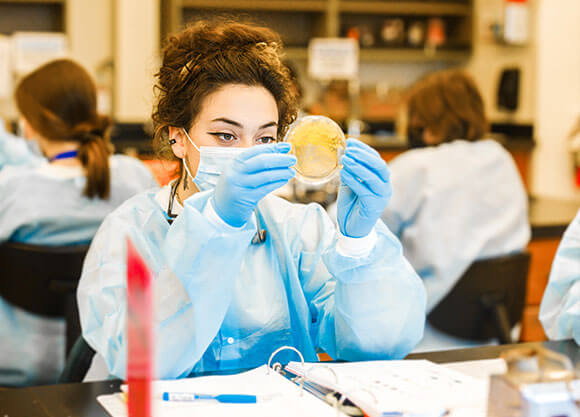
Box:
407;70;488;142
152;19;298;164
15;59;112;199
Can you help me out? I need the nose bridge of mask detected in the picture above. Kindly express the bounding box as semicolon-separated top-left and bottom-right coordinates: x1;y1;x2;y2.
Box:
180;128;247;190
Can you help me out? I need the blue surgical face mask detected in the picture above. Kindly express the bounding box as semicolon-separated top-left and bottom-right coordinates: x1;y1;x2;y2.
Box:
18;118;44;157
182;128;245;191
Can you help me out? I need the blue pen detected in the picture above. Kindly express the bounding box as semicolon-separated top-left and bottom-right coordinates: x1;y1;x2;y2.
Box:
162;392;260;403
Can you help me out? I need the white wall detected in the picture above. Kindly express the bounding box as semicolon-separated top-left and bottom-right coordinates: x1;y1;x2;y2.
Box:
66;0;112;80
113;0;160;123
463;0;536;124
530;0;580;200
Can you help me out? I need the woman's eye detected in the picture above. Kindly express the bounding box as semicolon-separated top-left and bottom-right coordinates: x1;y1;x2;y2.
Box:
256;136;276;144
210;132;236;143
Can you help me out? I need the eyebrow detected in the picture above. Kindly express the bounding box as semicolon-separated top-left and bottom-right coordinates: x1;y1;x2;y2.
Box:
211;118;278;129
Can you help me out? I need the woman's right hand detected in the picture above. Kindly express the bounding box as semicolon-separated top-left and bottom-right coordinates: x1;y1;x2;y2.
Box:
213;142;296;227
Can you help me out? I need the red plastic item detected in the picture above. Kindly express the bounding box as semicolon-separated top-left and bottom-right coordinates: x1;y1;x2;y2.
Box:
126;239;153;417
575;167;580;188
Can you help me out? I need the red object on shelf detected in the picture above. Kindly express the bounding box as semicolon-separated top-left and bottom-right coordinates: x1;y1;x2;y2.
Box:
127;239;153;417
575;166;580;188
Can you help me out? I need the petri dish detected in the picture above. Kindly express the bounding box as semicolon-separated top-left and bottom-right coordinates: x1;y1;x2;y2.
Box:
284;115;346;185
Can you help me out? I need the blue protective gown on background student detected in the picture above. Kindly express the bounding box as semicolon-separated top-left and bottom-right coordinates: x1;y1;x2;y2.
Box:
540;209;580;343
77;184;427;380
380;139;531;351
0;122;42;170
0;155;158;386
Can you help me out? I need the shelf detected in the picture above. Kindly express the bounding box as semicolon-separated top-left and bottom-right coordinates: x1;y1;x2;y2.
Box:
284;47;308;60
181;0;327;12
339;1;471;16
359;48;471;62
283;47;471;62
0;0;64;3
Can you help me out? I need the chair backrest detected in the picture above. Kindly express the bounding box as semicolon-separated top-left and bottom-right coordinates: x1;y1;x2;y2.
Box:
58;335;96;384
427;251;531;342
0;242;89;317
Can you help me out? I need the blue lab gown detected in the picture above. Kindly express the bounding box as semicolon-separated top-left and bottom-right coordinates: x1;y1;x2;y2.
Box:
539;209;580;343
0;155;158;386
77;183;427;380
380;139;530;351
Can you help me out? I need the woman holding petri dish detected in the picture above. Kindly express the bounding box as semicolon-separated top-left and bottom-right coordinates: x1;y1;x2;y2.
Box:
77;20;426;379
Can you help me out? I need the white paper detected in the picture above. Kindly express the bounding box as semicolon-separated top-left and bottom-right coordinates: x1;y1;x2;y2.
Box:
287;360;488;417
97;365;345;417
443;358;507;380
11;32;68;75
308;38;358;80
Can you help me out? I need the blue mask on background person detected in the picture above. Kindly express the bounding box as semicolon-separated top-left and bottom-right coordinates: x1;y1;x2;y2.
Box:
18;118;44;158
181;128;245;191
24;138;43;158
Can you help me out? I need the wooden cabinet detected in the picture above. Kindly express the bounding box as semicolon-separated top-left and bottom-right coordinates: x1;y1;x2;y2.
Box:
520;238;561;342
161;0;473;63
0;0;66;34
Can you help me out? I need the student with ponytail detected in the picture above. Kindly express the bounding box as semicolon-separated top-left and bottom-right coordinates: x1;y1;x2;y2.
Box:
0;59;157;386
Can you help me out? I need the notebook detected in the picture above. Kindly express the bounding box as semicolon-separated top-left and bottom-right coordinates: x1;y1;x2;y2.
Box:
285;360;488;417
97;364;348;417
97;359;490;417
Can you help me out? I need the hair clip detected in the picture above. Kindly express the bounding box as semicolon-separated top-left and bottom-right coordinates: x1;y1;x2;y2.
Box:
169;138;177;145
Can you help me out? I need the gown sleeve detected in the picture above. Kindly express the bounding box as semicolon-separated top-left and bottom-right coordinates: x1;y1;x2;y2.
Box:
539;210;580;344
294;203;426;360
77;193;257;379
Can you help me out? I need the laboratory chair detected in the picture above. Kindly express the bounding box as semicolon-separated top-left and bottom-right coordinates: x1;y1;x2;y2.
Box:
427;252;531;344
58;335;96;383
0;242;89;355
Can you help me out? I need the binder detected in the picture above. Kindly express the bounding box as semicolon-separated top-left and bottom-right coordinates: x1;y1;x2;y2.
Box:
269;346;488;417
97;345;488;417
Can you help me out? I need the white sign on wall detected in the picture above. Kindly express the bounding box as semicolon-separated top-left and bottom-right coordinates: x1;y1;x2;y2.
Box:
308;38;359;80
12;32;68;75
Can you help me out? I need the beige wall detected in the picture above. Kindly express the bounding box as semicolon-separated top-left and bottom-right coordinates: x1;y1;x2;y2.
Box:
463;0;536;124
113;0;160;123
531;0;580;200
67;0;113;80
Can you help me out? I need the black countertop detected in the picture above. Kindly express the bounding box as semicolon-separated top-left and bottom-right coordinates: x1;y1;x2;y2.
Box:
1;340;578;417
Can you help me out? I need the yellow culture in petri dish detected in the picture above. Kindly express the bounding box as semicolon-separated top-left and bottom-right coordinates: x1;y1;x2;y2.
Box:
284;115;346;185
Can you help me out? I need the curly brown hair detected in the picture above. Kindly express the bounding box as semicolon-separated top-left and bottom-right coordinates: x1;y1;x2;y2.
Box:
407;69;488;143
152;19;298;163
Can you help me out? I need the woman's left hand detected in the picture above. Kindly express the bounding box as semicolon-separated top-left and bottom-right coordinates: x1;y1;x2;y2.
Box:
336;138;392;238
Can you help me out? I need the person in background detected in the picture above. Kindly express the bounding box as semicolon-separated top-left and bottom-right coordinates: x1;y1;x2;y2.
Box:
539;210;580;343
0;117;43;170
539;120;580;343
381;69;530;351
0;59;158;386
77;20;426;380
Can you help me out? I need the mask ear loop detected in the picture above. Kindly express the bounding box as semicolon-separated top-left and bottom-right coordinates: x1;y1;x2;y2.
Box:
180;128;200;187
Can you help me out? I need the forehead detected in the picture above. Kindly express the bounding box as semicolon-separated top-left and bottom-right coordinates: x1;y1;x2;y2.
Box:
198;84;278;126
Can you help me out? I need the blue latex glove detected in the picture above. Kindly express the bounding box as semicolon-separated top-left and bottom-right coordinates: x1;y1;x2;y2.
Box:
337;138;392;238
213;142;296;227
